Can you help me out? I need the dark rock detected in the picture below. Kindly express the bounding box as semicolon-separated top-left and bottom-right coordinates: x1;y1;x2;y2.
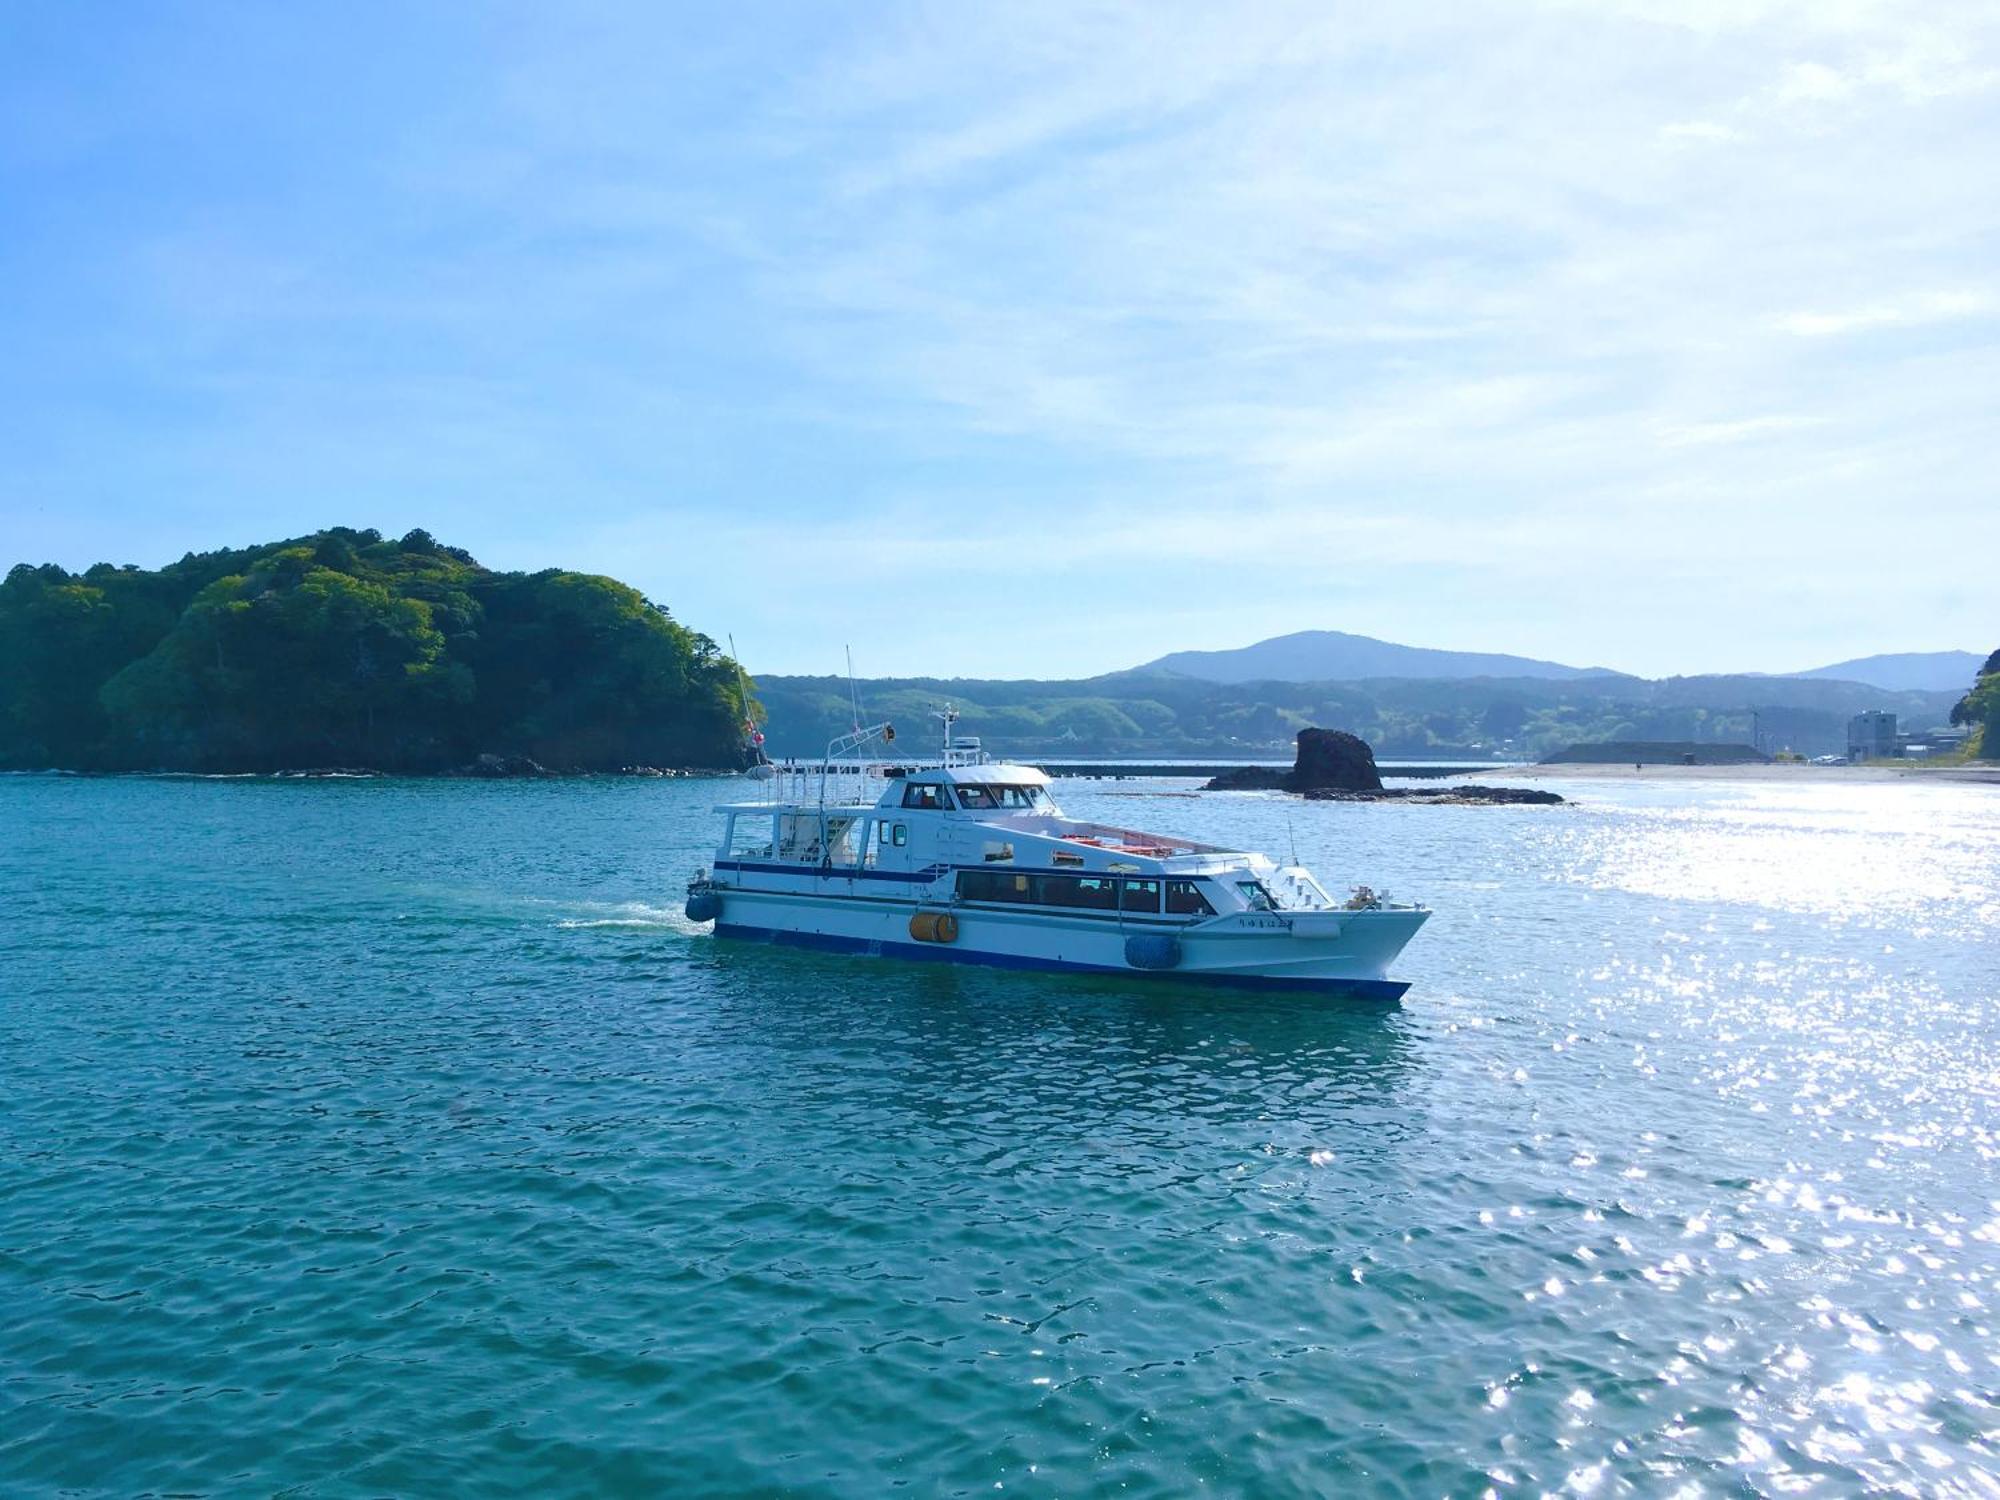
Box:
1204;726;1381;792
452;753;556;778
1288;727;1382;791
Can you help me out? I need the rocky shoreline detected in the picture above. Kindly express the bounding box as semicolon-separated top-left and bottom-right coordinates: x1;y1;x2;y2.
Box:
133;758;746;780
1300;784;1565;805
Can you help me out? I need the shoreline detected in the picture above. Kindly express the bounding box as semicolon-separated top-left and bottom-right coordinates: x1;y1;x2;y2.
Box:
0;765;746;781
1486;761;2000;785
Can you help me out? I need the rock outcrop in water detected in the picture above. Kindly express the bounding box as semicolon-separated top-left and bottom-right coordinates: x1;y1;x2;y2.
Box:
1205;727;1382;792
1205;726;1563;804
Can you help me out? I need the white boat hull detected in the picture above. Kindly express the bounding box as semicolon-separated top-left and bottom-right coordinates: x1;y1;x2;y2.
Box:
708;885;1426;1001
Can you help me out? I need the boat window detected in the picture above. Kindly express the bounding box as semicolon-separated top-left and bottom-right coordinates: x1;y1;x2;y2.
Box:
958;870;1122;911
958;869;1031;903
1235;880;1277;912
957;784;1042;808
1165;879;1215;916
902;782;951;811
1037;875;1118;910
893;823;907;847
726;816;775;858
1119;878;1161;913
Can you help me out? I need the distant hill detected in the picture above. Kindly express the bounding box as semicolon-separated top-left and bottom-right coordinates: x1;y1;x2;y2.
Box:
752;667;1959;762
1138;630;1621;684
1785;651;1984;693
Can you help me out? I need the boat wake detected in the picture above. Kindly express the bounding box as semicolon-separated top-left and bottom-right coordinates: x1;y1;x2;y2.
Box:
552;900;700;933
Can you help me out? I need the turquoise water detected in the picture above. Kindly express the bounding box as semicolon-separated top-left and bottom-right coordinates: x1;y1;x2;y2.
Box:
3;773;1997;1496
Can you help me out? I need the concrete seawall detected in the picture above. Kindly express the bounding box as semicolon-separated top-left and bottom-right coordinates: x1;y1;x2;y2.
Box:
1038;761;1510;781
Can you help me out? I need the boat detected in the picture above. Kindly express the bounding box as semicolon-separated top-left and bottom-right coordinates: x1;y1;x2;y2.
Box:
683;711;1429;1000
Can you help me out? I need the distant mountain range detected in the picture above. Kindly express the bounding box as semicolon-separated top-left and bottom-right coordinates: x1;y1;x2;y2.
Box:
1782;651;1985;693
1137;631;1982;695
1138;631;1621;685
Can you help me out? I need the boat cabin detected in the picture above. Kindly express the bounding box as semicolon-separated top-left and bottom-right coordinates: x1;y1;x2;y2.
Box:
711;755;1332;920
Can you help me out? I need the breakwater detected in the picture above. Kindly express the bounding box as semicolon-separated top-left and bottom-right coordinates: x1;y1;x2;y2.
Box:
1039;761;1508;780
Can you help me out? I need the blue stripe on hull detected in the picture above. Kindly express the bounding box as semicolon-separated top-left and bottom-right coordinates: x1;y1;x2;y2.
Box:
710;922;1411;1003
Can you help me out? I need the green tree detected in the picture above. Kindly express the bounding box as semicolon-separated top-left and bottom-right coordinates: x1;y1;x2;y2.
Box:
1950;649;2000;758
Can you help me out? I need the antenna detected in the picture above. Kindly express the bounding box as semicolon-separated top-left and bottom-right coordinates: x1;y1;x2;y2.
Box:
1287;816;1299;867
846;644;863;732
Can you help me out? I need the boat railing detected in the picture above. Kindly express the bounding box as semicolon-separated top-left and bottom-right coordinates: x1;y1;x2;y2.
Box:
758;759;895;808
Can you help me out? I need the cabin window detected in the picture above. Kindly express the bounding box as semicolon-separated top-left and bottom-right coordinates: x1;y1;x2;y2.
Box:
892;823;907;847
957;784;1043;808
1050;876;1119;910
726;815;776;858
1235;880;1277;912
1165;879;1215;916
1119;878;1161;913
901;783;951;811
958;869;1031;903
957;870;1119;911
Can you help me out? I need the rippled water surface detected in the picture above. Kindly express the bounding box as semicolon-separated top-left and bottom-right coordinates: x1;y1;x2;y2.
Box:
3;773;1997;1496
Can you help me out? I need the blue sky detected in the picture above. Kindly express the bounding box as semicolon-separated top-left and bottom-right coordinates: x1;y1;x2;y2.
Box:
3;1;1995;678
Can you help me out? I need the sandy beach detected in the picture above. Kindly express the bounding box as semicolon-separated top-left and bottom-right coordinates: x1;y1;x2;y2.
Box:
1488;761;2000;786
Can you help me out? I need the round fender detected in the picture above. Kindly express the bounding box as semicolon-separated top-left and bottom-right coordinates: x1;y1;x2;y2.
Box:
909;910;959;944
1125;932;1182;970
685;888;723;924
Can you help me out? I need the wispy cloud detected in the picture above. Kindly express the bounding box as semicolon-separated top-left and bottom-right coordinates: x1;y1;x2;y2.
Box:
3;0;1997;676
1773;290;1996;337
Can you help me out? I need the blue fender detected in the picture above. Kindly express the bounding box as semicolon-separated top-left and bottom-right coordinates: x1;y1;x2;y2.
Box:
685;888;723;924
1125;932;1182;970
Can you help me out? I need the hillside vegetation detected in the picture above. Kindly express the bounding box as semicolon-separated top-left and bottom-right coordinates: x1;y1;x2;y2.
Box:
0;528;750;772
755;670;1961;761
1950;648;2000;757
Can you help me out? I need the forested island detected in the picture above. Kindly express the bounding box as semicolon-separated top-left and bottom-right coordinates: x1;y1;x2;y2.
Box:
0;528;752;773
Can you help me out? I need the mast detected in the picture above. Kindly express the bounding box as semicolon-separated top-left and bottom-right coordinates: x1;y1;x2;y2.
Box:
727;634;765;766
